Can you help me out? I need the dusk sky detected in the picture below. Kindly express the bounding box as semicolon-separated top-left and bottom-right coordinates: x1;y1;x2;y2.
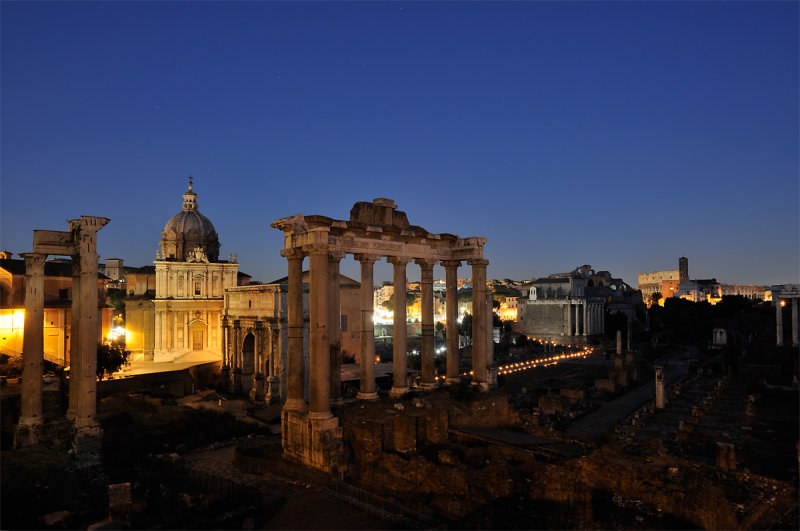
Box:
2;1;798;287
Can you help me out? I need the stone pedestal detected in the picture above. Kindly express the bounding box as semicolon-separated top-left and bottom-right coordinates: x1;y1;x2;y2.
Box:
267;375;280;404
281;410;344;473
655;366;665;409
250;373;266;402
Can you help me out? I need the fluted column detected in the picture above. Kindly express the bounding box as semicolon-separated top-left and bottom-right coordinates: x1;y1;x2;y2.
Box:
792;299;799;347
776;300;784;346
19;253;46;429
441;261;461;384
389;257;411;398
328;252;344;406
356;254;378;400
308;244;331;419
486;289;495;388
416;258;436;389
283;248;306;411
468;258;488;390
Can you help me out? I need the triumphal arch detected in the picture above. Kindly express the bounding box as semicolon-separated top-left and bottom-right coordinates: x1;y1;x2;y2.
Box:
272;198;492;472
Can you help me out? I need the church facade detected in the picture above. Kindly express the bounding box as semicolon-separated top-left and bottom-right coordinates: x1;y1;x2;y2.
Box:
125;181;246;362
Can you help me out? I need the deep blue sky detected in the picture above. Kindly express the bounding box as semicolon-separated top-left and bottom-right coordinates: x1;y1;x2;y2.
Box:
2;1;798;287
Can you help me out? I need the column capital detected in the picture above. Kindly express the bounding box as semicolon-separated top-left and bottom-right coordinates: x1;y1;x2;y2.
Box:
467;258;489;267
281;247;305;260
414;258;437;270
21;252;47;269
354;253;380;264
233;319;241;329
440;260;461;269
328;250;347;262
221;316;229;327
387;256;412;266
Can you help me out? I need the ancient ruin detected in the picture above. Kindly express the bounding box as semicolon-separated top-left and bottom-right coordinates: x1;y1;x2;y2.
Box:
271;198;493;471
14;216;109;452
772;284;800;346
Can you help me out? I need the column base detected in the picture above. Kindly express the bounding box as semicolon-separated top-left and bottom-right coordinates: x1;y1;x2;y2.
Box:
266;376;280;404
471;381;490;392
231;368;243;394
331;397;345;407
14;423;43;448
420;382;436;391
390;386;409;399
283;398;308;412
282;409;344;473
308;409;334;421
357;391;379;400
250;374;266;402
445;377;461;385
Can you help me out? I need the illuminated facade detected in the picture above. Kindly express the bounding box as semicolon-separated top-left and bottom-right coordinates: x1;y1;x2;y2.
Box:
0;256;111;365
123;181;247;362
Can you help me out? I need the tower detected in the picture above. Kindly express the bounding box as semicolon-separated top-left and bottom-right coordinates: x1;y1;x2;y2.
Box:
679;256;688;283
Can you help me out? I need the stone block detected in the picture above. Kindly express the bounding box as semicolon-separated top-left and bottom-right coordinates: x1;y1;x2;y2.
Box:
392;414;416;453
417;410;448;444
716;442;736;470
349;420;383;462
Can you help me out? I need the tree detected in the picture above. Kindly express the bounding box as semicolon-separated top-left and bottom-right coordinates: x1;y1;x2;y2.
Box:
650;292;662;306
96;341;130;380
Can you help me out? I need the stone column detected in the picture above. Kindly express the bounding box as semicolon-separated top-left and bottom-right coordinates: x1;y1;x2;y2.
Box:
416;258;436;389
67;259;82;421
566;303;573;337
328;252;344;405
251;321;266;402
468;258;488;390
308;244;332;419
583;303;588;336
389;257;410;398
16;253;46;444
486;289;496;388
356;254;378;400
70;216;108;452
283;249;306;411
793;298;799;347
232;320;242;393
776;300;784;346
441;261;461;384
616;330;622;355
220;316;230;390
655;366;665;409
267;324;280;403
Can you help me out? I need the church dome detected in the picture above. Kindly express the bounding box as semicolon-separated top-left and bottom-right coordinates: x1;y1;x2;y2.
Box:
159;180;221;262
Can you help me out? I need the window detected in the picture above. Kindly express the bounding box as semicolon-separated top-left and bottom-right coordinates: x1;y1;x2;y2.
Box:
194;281;201;296
341;315;348;332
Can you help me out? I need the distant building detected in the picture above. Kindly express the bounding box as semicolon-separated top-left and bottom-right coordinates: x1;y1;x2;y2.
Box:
515;265;642;343
638;257;688;305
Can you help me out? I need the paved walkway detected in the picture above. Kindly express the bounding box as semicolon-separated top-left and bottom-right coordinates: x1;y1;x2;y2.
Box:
564;361;685;441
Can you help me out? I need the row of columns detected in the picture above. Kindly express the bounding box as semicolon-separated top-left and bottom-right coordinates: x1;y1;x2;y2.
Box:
775;298;799;347
282;246;492;420
564;301;604;336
